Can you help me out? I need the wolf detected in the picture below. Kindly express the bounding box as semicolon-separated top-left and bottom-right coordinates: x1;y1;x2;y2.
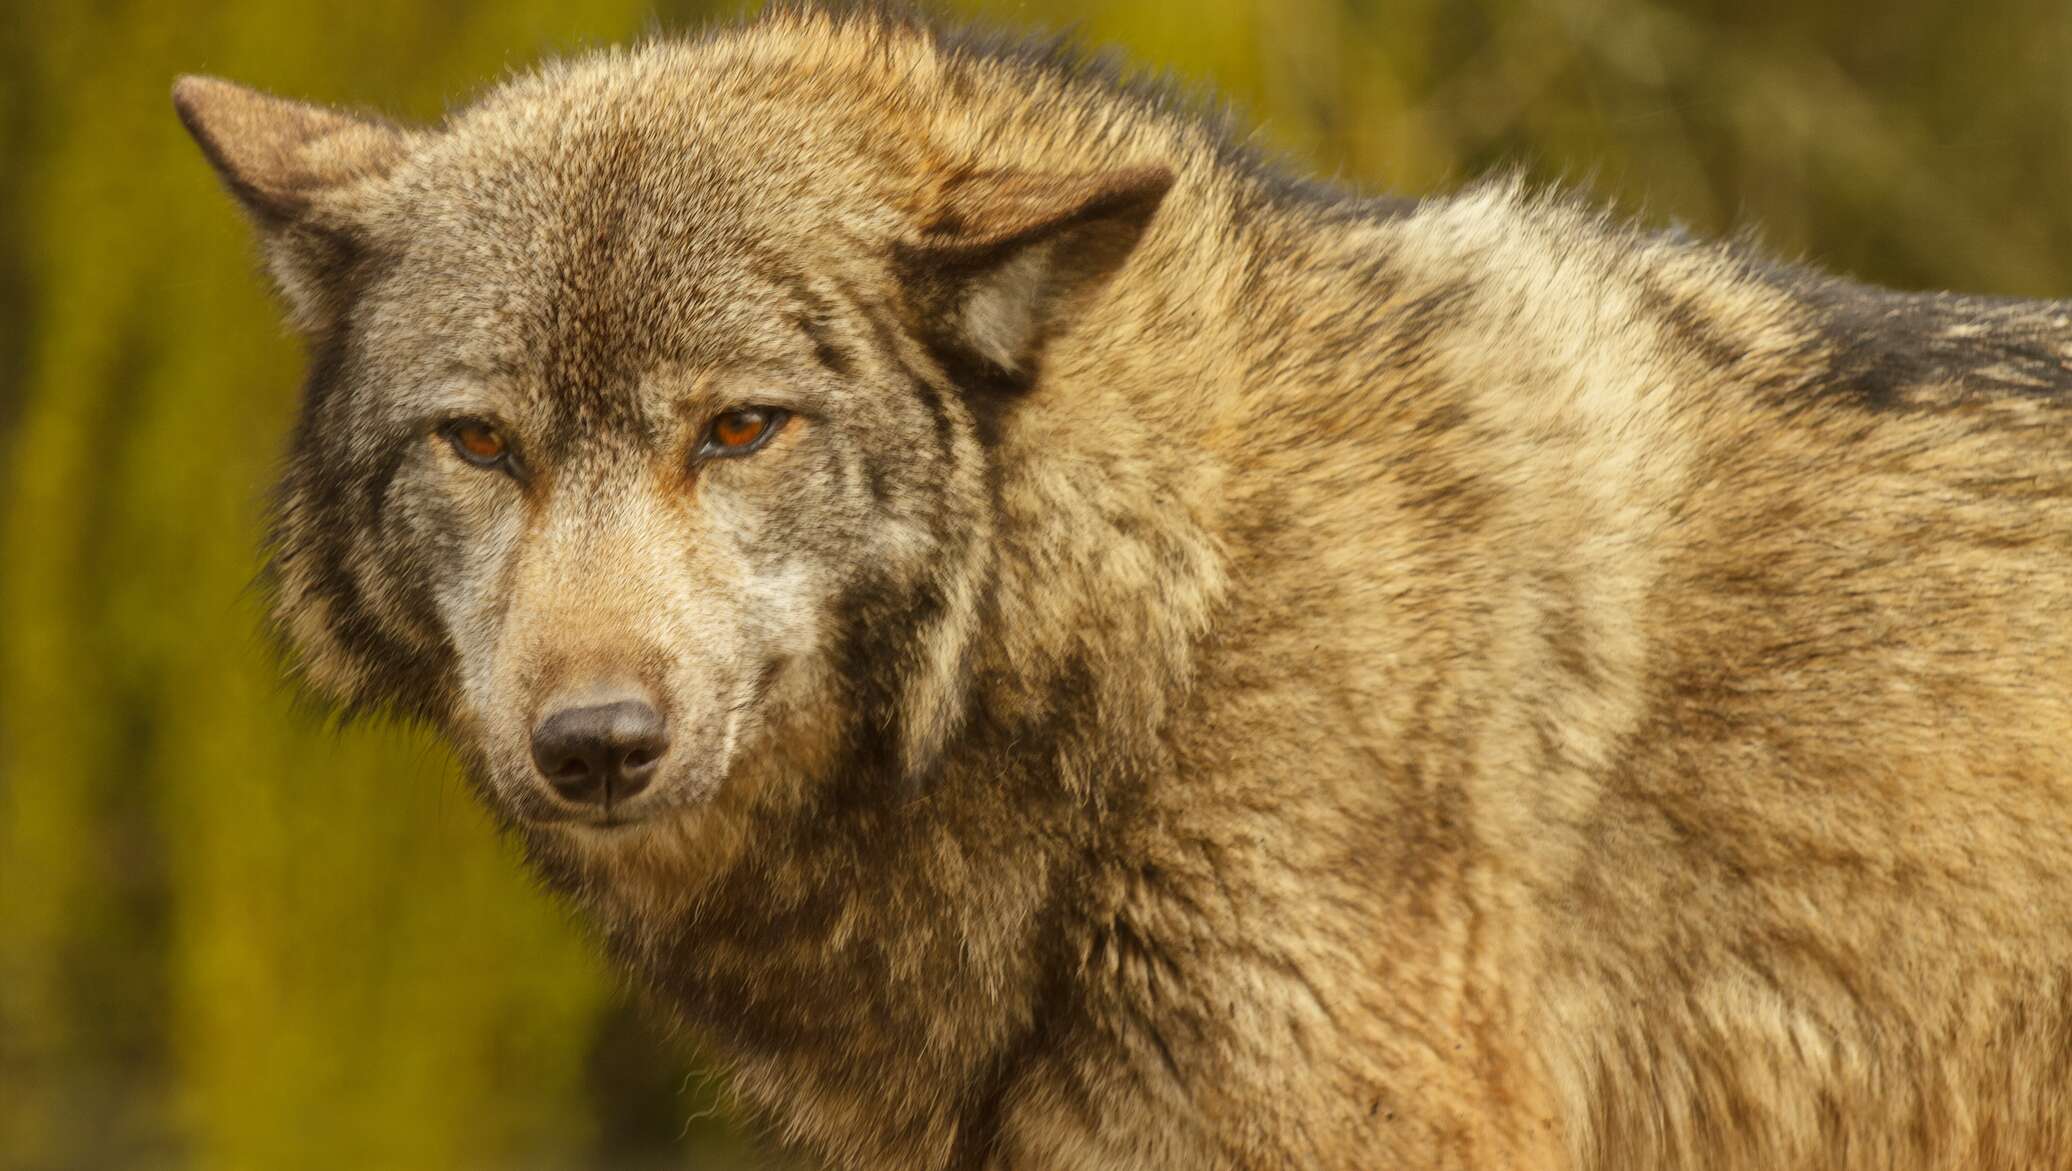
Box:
172;4;2072;1169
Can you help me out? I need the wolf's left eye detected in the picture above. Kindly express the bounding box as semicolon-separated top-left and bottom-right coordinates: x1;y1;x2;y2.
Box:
442;418;512;470
700;407;789;459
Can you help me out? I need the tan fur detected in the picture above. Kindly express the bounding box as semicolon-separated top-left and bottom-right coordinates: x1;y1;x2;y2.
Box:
176;6;2072;1169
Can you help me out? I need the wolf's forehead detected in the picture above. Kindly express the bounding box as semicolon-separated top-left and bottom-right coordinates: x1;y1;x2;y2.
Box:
426;64;884;225
418;108;770;271
382;138;822;384
364;67;909;410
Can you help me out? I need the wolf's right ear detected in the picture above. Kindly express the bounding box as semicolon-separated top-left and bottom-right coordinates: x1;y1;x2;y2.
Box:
173;76;411;331
896;164;1174;383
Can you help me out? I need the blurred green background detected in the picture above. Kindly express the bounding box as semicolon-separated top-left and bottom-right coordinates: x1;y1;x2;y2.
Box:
2;0;2067;1167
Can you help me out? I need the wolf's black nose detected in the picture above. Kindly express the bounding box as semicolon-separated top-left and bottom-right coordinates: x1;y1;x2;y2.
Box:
530;697;668;807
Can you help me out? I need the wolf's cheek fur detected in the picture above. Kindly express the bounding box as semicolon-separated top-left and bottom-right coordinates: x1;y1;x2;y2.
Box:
404;452;530;742
267;409;457;724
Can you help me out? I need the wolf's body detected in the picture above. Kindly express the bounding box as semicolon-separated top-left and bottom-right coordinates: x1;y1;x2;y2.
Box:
174;6;2072;1169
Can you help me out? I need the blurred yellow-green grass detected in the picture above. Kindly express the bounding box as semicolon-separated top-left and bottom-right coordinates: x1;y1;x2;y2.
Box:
2;1;2066;1168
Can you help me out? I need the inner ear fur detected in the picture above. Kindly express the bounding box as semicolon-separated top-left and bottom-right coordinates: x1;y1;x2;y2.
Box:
173;76;411;329
897;164;1174;379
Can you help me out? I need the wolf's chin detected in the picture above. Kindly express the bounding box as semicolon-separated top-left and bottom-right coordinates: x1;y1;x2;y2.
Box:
535;797;751;923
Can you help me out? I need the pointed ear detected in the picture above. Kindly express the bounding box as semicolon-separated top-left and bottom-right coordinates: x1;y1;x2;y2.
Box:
173;75;411;330
896;164;1174;380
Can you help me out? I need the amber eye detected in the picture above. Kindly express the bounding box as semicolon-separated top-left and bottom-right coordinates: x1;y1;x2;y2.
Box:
442;418;512;469
702;407;788;458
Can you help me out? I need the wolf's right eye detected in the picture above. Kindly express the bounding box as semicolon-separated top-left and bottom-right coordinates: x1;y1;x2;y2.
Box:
441;418;513;471
698;406;790;460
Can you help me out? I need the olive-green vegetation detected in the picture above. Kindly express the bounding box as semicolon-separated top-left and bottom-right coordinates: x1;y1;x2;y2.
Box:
2;1;2066;1167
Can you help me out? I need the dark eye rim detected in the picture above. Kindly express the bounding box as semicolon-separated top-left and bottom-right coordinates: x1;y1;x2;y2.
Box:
697;406;791;461
438;416;527;480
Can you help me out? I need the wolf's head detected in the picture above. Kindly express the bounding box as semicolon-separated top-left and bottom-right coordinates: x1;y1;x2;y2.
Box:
174;23;1172;859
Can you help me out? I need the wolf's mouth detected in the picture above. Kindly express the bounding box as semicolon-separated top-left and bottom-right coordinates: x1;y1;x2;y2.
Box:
515;793;665;829
507;767;723;831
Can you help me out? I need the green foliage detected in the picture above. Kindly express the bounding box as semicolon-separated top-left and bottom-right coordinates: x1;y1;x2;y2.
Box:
2;1;2066;1167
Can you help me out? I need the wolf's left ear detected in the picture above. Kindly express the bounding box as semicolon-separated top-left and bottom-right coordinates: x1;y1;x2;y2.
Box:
173;76;411;331
897;164;1174;380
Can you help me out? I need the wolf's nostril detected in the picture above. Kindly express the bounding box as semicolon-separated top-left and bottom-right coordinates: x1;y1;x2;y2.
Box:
529;696;668;808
